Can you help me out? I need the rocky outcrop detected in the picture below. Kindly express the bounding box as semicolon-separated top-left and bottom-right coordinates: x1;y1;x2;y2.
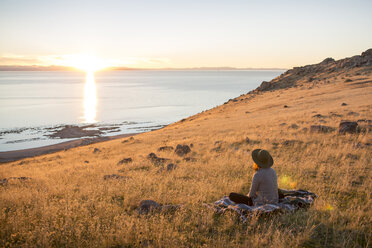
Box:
339;121;358;134
158;146;174;152
255;48;372;92
117;158;133;165
138;200;162;214
47;125;102;139
147;153;170;165
166;163;177;171
103;174;127;180
174;144;191;156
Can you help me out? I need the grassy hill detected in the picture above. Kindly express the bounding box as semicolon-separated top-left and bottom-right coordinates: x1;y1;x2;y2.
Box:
1;50;371;247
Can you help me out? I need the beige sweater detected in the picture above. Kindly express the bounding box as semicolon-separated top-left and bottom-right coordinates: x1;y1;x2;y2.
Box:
248;168;279;206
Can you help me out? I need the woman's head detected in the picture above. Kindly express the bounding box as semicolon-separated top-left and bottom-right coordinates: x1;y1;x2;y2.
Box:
251;149;273;168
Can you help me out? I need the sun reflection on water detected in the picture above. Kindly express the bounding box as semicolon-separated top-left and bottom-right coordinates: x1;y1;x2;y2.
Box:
83;71;97;123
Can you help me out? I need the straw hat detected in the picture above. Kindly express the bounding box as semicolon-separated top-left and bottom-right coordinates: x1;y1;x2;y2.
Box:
252;149;273;168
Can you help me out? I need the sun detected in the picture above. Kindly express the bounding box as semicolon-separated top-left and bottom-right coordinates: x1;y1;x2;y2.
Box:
62;54;108;73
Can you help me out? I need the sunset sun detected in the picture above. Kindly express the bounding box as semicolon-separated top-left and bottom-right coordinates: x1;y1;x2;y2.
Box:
63;54;108;72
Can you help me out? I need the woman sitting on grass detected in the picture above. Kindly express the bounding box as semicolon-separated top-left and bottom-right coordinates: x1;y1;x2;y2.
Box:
229;149;279;206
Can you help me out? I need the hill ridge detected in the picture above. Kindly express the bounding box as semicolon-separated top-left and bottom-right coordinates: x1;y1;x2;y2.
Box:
254;48;372;92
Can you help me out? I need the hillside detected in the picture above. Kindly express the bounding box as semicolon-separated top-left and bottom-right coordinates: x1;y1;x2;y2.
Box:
0;50;371;247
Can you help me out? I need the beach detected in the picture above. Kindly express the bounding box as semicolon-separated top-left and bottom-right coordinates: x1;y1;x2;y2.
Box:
0;133;136;163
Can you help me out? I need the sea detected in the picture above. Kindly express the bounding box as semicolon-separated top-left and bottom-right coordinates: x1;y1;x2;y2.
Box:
0;70;283;151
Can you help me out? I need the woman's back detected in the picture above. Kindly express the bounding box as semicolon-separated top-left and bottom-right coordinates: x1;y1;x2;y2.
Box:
248;167;279;205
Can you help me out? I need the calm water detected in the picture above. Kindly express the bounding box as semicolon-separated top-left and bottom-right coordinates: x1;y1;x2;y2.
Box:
0;70;283;151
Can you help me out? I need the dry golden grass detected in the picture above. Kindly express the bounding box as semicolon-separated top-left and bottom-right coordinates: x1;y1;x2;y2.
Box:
1;68;371;247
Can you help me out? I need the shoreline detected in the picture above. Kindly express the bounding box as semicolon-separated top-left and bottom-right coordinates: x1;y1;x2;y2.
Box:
0;133;136;163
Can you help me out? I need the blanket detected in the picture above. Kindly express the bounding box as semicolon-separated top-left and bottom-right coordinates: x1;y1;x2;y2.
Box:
208;189;317;223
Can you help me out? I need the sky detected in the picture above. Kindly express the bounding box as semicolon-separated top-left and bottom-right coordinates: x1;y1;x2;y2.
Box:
0;0;371;69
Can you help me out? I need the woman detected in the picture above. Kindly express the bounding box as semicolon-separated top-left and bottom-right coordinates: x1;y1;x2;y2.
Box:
229;149;279;206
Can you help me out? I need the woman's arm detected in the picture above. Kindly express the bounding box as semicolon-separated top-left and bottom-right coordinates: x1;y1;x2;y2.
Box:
248;172;260;198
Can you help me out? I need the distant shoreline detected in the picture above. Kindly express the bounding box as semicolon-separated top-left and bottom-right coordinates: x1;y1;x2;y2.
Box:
0;65;287;71
0;133;136;163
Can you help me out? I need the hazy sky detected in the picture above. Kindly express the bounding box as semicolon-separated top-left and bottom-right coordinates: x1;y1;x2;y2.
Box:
0;0;371;69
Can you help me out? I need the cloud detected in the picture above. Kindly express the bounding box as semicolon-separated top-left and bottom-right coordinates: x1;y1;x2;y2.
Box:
0;55;43;65
0;54;171;68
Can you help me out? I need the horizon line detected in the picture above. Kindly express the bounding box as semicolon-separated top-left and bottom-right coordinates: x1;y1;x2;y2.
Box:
0;65;288;72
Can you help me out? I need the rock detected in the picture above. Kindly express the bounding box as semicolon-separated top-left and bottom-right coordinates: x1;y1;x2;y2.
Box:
283;105;289;108
281;140;304;146
84;160;89;163
166;163;177;171
329;113;343;118
258;81;271;91
244;138;260;145
138;200;162;214
345;79;353;82
174;144;191;156
158;146;174;152
290;124;299;129
47;125;102;139
122;137;134;143
312;114;326;118
8;176;32;181
184;157;197;162
147;153;158;160
93;148;101;153
341;103;347;106
117;158;133;165
211;146;223;153
310;125;335;133
357;119;372;123
361;48;372;57
347;111;360;116
320;57;335;65
0;178;8;186
103;174;126;180
147;153;170;165
339;121;358;134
